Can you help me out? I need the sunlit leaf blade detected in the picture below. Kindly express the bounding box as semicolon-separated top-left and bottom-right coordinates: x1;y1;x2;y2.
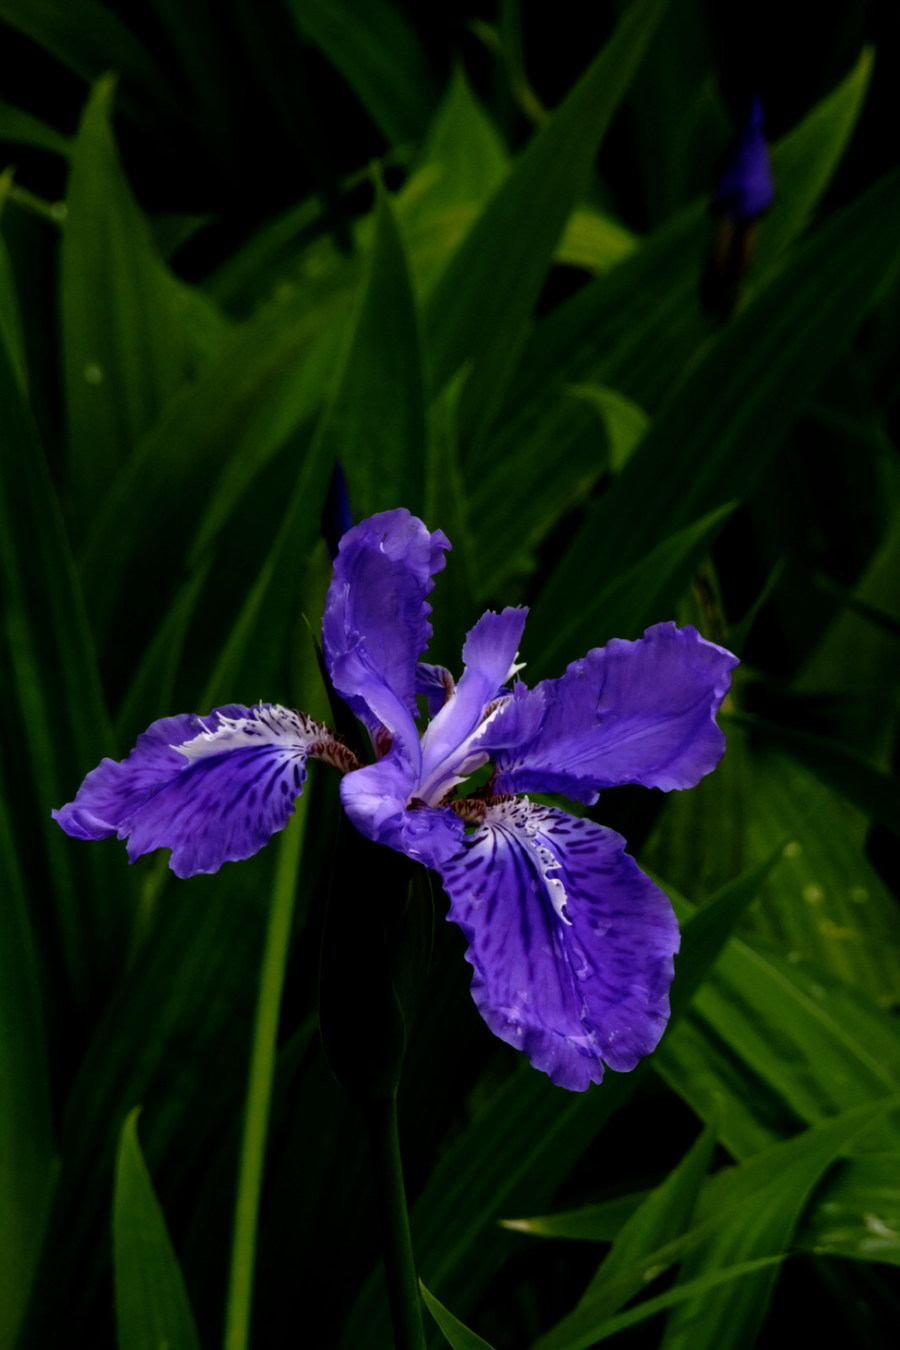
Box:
420;1281;498;1350
424;0;668;427
657;1101;894;1350
0;764;57;1350
113;1108;202;1350
0;0;180;122
287;0;437;145
61;74;229;527
529;167;900;661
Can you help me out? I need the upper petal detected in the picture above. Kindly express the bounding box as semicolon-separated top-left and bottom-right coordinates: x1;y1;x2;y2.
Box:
322;509;450;764
417;607;527;804
492;623;738;803
436;800;679;1090
53;704;331;878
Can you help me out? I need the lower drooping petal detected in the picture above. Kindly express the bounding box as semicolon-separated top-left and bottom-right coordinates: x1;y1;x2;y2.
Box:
436;800;679;1090
53;704;334;878
492;623;738;803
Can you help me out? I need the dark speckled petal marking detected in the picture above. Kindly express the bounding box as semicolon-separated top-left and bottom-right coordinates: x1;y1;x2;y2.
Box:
436;799;680;1091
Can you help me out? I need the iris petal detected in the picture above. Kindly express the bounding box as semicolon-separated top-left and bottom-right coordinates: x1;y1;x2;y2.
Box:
437;799;679;1090
322;508;449;766
492;623;738;804
418;607;527;804
53;704;330;878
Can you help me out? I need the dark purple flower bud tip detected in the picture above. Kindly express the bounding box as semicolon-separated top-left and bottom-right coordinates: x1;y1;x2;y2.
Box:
713;95;775;224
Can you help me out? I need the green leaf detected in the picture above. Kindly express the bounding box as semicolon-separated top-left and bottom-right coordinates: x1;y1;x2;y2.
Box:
797;1152;900;1266
586;1127;717;1291
531;503;734;678
0;761;57;1350
566;384;649;473
77;284;345;648
0;97;71;155
324;182;427;520
529;167;900;659
200;186;425;706
287;0;437;145
657;934;900;1160
62;75;229;527
424;0;668;435
420;1281;498;1350
730;712;900;840
658;1102;894;1350
0;320;132;1005
0;0;180;123
754;47;874;281
0;204;28;387
113;1108;202;1350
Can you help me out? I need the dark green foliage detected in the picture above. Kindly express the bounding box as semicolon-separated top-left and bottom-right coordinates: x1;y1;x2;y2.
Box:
2;3;899;1348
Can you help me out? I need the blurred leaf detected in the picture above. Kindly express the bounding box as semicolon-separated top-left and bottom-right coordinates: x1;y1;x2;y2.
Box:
0;96;71;154
730;713;900;840
78;284;347;648
287;0;437;145
501;1192;649;1243
113;1108;202;1350
0;201;27;386
533;504;734;676
0;322;132;1004
530;168;900;663
658;1101;894;1350
585;1126;716;1290
0;762;57;1350
797;1153;900;1266
324;182;427;520
566;384;649;472
754;47;874;281
740;749;900;1005
0;0;180;123
533;1102;888;1350
797;509;900;765
224;803;309;1350
420;1281;497;1350
425;0;668;437
62;74;229;526
200;185;425;706
657;930;900;1159
535;1256;783;1350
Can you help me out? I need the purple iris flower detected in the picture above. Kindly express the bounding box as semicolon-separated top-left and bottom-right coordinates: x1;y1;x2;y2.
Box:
54;509;737;1091
713;96;775;224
